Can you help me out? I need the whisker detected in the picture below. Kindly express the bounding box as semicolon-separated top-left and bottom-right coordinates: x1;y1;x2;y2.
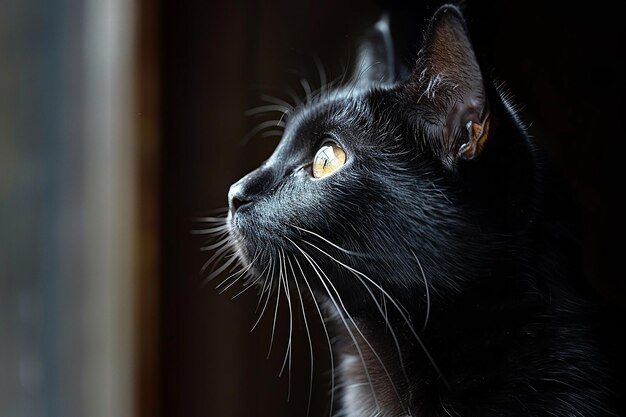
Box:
290;224;369;257
382;293;388;329
215;264;248;290
199;236;231;251
216;251;259;292
226;257;243;273
260;130;284;140
242;120;286;145
300;238;411;412
300;77;313;104
278;248;294;402
287;237;381;412
267;250;283;359
260;93;297;110
217;269;247;294
252;257;276;332
314;55;328;96
293;255;336;417
231;261;271;300
255;256;275;312
193;214;228;224
204;253;238;284
284;86;304;108
245;104;292;116
411;250;431;333
302;238;450;388
200;229;229;247
191;224;229;235
200;240;234;275
192;208;229;221
277;109;289;126
287;255;315;417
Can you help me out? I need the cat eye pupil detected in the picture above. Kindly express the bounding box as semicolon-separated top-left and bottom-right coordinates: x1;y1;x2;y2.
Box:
312;142;346;179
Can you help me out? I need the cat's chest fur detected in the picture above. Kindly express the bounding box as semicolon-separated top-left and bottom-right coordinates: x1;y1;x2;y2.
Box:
339;352;411;417
327;306;415;417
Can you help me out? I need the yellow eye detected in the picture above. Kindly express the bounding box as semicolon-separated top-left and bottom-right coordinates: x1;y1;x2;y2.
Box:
312;143;346;179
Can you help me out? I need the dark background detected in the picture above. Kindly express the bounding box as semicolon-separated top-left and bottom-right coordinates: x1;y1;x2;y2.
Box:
158;1;625;416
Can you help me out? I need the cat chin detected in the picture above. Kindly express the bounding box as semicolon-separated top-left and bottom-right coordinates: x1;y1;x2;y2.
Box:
226;220;271;283
228;232;252;265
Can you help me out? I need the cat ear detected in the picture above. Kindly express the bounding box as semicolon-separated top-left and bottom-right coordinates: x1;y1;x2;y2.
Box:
351;15;397;87
409;5;490;170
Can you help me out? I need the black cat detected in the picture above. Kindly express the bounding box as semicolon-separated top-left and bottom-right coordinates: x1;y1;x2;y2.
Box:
205;5;621;416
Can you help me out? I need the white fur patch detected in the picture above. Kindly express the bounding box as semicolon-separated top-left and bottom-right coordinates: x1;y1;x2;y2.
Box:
338;354;413;417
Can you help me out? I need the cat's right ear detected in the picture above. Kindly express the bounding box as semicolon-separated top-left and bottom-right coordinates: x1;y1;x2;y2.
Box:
406;5;490;171
351;15;397;88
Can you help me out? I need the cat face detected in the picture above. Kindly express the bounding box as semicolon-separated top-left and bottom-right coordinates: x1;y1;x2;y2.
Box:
223;6;532;313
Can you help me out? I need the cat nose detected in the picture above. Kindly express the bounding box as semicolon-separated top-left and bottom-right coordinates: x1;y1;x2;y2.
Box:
228;182;251;214
228;166;275;214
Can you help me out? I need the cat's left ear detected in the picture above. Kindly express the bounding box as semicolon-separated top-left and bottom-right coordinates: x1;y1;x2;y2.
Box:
351;15;397;87
408;5;490;170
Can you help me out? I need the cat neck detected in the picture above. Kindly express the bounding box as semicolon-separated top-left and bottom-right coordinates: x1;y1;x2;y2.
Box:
320;269;583;416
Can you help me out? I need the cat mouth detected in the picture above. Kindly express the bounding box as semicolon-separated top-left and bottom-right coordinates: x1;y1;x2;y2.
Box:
227;213;250;259
226;211;272;280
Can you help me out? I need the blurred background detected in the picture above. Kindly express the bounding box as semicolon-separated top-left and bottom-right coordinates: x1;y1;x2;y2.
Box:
1;1;624;417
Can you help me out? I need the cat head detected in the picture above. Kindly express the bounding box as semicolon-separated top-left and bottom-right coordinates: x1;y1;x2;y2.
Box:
223;5;535;314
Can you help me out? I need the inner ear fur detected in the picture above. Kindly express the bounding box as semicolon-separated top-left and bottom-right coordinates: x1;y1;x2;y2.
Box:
409;5;490;169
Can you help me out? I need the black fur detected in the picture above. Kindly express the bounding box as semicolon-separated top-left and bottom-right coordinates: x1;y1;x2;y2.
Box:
219;5;622;416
